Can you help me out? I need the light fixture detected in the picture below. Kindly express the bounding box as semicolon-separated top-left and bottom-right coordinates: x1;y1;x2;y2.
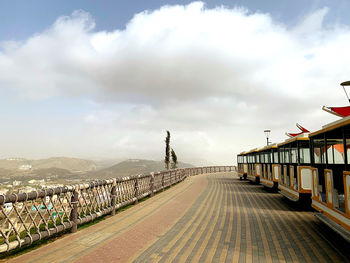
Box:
264;129;271;146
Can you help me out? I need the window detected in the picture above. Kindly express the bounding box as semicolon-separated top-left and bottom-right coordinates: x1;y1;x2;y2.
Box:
328;141;345;164
279;149;284;163
291;148;297;163
313;139;325;164
327;143;334;164
300;148;310;163
347;139;350;165
273;151;278;163
284;148;290;163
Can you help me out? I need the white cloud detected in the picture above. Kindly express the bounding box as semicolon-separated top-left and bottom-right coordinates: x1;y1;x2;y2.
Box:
1;2;350;165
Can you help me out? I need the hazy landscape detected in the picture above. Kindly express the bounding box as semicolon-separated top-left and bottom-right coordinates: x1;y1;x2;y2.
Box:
0;157;194;195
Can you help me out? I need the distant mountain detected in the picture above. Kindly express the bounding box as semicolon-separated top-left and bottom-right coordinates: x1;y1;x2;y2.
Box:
87;159;195;179
0;157;97;173
28;167;73;179
93;158;127;170
0;167;75;183
0;168;12;177
0;157;195;182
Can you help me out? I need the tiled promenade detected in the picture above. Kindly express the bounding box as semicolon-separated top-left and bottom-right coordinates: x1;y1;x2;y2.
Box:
7;172;349;263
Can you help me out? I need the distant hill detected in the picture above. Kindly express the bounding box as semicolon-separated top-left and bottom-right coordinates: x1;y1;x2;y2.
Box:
0;167;75;183
0;168;12;177
93;158;127;170
87;159;195;179
28;167;73;179
0;157;97;173
0;157;195;182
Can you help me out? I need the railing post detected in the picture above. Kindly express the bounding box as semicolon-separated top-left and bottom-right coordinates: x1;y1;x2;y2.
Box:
150;173;155;197
162;173;165;191
134;177;139;205
111;179;116;216
70;187;78;233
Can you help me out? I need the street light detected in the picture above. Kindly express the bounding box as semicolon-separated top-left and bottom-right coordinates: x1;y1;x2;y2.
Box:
264;130;271;146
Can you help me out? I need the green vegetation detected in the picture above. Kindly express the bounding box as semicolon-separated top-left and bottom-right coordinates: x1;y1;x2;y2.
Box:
164;131;171;170
171;149;178;169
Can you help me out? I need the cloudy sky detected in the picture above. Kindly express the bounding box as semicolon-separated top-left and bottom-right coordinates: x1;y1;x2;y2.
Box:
1;0;350;165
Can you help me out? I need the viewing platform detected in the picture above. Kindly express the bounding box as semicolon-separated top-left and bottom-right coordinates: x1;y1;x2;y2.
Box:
3;171;350;262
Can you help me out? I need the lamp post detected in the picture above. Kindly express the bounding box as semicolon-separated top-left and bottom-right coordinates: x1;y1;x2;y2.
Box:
264;130;271;146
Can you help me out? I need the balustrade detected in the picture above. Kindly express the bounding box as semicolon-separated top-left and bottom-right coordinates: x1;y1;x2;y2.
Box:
0;166;235;253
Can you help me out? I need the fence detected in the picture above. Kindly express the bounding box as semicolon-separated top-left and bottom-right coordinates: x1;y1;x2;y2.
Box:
0;166;235;253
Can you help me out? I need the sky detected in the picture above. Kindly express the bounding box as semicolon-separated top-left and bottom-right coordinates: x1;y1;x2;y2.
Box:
1;1;350;165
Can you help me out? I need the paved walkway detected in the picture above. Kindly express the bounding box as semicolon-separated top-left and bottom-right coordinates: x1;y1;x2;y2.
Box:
8;173;349;262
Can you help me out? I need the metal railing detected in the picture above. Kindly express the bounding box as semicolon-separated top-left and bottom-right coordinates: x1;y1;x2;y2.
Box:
0;166;235;253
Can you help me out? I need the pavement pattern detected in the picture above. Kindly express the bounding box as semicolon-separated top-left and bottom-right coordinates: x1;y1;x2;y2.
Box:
7;172;350;263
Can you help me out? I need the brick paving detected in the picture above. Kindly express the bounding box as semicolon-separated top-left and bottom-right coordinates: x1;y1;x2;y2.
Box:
7;172;350;263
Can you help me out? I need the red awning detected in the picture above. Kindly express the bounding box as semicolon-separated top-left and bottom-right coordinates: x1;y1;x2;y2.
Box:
322;106;350;117
286;132;303;137
329;106;350;117
286;123;309;138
